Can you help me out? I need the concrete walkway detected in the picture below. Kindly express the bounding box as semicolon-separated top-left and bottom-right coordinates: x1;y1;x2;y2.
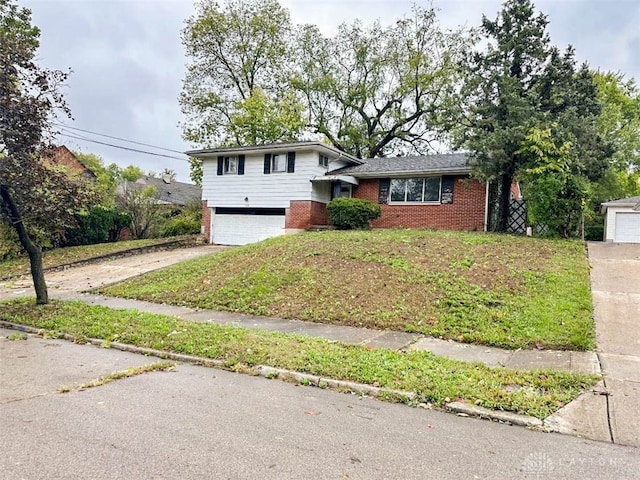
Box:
54;291;600;375
544;242;640;448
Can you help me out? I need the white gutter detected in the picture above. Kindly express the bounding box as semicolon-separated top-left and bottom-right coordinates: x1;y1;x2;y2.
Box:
350;168;472;178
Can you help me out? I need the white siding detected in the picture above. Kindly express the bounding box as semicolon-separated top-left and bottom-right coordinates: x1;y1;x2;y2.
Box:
202;151;330;208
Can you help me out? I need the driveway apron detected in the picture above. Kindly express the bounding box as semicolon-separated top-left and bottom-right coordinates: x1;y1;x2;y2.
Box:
588;242;640;447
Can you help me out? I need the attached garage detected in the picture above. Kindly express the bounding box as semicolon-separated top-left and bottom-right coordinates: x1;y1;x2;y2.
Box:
602;197;640;243
211;207;286;245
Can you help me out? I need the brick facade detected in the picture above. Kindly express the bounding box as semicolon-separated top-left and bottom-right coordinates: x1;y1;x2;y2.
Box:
353;177;486;231
203;177;487;237
286;200;328;230
47;146;96;180
202;200;211;240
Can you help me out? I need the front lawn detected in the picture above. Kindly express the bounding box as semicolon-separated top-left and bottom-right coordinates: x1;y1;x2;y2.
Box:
0;299;598;419
99;230;594;351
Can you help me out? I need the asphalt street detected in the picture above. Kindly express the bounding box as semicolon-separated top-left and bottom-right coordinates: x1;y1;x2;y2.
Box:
1;329;639;480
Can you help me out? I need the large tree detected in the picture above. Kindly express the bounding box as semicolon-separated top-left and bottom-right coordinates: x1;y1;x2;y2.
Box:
180;0;472;183
456;0;610;232
292;5;470;159
0;0;93;304
180;0;305;183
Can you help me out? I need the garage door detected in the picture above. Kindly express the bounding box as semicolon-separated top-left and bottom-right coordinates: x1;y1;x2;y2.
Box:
615;212;640;243
212;207;286;245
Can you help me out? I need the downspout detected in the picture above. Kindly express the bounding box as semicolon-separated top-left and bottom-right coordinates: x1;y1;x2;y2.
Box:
484;180;489;232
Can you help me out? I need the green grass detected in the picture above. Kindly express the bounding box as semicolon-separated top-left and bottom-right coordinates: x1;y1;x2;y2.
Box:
0;299;597;419
0;235;197;280
100;230;595;351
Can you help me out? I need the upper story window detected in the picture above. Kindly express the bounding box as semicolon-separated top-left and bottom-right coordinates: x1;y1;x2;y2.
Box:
390;177;441;203
271;153;287;173
264;152;295;174
223;156;238;174
319;154;329;168
217;155;244;176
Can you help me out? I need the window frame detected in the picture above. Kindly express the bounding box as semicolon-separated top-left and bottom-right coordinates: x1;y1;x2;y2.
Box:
271;153;287;173
389;177;442;203
223;156;238;175
319;154;329;168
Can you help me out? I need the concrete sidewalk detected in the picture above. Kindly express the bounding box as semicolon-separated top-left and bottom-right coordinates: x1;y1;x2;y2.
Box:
54;290;601;375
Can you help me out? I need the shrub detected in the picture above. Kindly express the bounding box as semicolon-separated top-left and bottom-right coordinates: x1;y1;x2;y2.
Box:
65;205;132;246
159;216;201;237
327;197;382;230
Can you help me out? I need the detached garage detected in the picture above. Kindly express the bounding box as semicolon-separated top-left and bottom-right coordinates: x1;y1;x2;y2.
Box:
211;208;286;245
602;197;640;243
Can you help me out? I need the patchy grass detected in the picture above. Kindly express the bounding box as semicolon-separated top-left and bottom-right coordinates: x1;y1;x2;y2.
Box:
0;299;597;419
100;230;594;351
0;235;199;280
58;362;175;393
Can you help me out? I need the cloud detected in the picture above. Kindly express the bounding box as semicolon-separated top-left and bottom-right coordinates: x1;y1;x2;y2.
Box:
19;0;640;183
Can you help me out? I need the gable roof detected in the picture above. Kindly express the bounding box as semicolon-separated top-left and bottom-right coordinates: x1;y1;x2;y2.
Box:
186;141;364;165
45;145;97;180
332;153;470;177
131;176;201;206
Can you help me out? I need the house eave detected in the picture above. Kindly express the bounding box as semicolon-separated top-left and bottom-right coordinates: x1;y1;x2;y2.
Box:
351;167;472;178
186;142;363;165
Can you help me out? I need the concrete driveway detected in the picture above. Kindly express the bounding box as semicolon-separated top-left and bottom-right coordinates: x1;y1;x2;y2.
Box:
588;242;640;446
0;245;225;301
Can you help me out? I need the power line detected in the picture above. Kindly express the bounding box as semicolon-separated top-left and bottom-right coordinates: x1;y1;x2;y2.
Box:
53;122;187;155
59;132;190;162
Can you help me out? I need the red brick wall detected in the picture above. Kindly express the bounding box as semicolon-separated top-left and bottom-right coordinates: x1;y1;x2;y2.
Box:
48;146;95;179
202;200;211;240
310;201;328;226
353;177;486;231
286;200;328;229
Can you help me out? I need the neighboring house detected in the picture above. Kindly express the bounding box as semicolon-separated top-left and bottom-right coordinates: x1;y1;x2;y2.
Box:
189;141;491;246
601;197;640;243
45;145;97;181
121;175;202;206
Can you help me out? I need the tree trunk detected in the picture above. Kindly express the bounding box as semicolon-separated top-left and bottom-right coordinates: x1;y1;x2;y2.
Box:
0;185;48;304
496;172;513;233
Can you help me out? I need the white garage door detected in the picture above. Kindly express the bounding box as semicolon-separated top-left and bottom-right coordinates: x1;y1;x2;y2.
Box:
212;208;286;245
615;212;640;243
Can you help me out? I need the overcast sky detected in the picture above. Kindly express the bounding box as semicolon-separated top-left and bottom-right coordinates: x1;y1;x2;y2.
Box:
22;0;640;183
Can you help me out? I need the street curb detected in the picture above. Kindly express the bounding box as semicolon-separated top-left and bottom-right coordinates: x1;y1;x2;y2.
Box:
0;320;418;404
0;320;554;429
445;401;544;428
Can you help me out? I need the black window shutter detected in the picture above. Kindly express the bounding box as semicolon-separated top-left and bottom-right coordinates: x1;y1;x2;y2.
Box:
238;155;245;175
217;156;224;176
264;154;271;174
287;152;295;173
441;176;455;204
378;178;391;204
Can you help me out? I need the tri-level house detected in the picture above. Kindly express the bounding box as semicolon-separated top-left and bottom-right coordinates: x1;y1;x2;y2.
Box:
188;141;491;245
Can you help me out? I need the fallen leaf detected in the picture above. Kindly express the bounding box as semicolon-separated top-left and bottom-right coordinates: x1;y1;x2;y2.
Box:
304;410;321;416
